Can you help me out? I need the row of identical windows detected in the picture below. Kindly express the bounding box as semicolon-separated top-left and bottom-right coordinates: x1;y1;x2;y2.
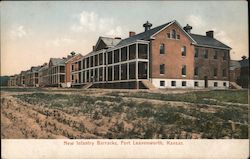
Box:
160;44;186;56
160;81;227;87
194;67;227;77
160;64;186;76
195;48;228;60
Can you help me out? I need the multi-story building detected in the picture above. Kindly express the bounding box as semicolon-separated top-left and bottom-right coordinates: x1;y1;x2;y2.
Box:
71;20;231;89
47;58;67;87
7;20;232;89
8;75;17;86
230;56;249;88
38;63;49;87
65;52;82;87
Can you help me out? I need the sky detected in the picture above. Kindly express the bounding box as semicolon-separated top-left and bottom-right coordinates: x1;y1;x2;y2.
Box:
1;1;248;76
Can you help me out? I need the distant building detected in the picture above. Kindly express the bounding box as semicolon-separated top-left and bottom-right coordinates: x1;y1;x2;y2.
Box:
230;56;249;88
7;20;232;89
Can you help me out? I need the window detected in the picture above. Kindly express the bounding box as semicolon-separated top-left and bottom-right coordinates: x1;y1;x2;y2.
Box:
160;64;165;74
181;46;186;56
90;56;94;67
195;48;199;58
71;75;74;81
99;53;103;65
182;65;186;76
138;44;148;59
86;57;90;68
171;81;176;86
129;44;136;60
223;52;227;60
114;65;119;81
160;81;165;87
214;51;218;59
167;33;170;38
71;65;74;71
194;67;198;76
177;35;180;39
78;61;82;70
223;82;227;87
171;29;176;39
121;47;128;61
204;50;208;58
114;50;119;63
222;69;227;77
214;82;218;87
108;51;113;64
194;81;199;87
94;55;98;66
182;81;187;86
214;68;217;76
83;59;85;69
160;44;165;54
121;63;127;80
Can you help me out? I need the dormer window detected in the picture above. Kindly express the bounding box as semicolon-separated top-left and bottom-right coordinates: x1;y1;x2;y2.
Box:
171;29;176;39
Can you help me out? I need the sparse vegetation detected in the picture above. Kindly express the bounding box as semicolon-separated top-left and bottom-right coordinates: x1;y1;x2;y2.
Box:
1;88;248;139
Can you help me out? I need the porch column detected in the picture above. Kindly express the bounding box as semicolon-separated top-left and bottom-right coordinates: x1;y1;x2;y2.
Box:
127;46;130;80
136;43;139;89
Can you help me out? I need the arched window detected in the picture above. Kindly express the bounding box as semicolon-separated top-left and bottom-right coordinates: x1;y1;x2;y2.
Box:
171;29;176;39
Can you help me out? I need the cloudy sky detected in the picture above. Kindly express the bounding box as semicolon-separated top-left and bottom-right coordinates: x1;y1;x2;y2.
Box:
1;1;248;76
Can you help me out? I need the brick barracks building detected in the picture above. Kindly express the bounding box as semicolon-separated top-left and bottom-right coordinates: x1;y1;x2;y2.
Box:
8;20;231;89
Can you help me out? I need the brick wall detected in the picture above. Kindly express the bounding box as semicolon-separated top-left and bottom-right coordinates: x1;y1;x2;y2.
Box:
194;46;230;81
150;23;194;79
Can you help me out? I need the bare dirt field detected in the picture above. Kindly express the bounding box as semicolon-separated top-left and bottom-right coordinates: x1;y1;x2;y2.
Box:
1;87;248;139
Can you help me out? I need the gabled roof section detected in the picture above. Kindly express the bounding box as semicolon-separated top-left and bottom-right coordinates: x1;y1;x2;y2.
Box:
117;20;196;47
39;65;49;71
65;53;82;63
31;66;42;72
190;34;231;50
49;58;66;66
230;60;241;70
95;37;121;51
117;21;172;46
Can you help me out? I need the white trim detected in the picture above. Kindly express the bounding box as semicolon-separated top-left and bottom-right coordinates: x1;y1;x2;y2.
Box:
106;40;150;52
151;78;229;89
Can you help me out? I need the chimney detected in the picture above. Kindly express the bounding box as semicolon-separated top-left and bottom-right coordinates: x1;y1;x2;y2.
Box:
206;30;214;38
70;51;76;56
241;56;247;60
114;37;121;39
129;31;136;37
92;45;95;51
183;24;192;33
143;21;152;32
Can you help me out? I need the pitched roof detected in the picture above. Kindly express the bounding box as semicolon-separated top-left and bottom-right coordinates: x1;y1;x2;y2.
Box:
65;53;82;63
50;58;66;66
31;66;42;72
117;21;172;46
189;34;231;49
116;20;231;50
38;64;49;71
230;60;241;70
239;58;249;67
100;37;121;47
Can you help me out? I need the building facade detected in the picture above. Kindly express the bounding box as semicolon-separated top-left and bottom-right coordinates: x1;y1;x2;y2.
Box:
71;20;231;89
230;56;249;88
7;20;232;89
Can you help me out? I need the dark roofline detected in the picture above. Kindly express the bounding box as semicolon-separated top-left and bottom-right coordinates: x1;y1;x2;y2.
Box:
190;33;231;50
